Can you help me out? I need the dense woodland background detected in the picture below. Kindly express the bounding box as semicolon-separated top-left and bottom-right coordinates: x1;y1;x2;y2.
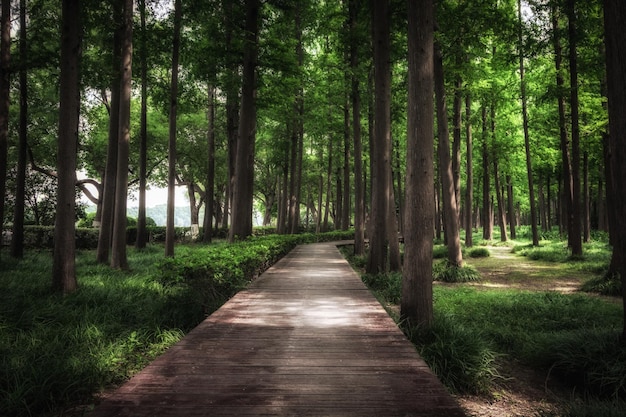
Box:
1;0;626;328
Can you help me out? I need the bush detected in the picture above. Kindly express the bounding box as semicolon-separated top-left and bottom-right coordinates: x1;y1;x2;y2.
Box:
468;247;490;258
432;260;481;282
361;272;402;304
404;314;499;395
581;272;622;297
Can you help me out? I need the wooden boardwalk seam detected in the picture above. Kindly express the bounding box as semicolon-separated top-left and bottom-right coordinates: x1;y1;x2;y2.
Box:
89;242;466;416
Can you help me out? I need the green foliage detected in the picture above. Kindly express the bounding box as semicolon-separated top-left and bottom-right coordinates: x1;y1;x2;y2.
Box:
468;247;490;258
403;314;499;395
361;272;403;304
432;244;448;259
557;399;626;417
581;272;622;297
432;260;481;283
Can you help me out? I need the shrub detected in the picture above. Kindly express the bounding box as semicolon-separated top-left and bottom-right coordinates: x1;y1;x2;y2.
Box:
361;272;402;304
432;260;481;282
468;247;490;258
581;272;622;297
404;314;499;395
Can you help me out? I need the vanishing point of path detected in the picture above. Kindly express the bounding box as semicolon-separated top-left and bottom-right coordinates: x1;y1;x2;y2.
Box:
90;242;466;417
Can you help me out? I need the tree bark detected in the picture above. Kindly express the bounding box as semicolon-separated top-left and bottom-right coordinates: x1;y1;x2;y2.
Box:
465;94;474;247
11;0;27;258
402;0;434;327
434;41;462;267
165;0;181;257
366;0;391;274
0;0;9;249
481;105;492;240
350;0;365;256
506;175;516;239
518;0;539;246
97;0;123;264
52;0;81;293
136;0;148;249
203;84;216;243
566;0;583;256
602;0;626;342
229;0;259;241
110;0;133;269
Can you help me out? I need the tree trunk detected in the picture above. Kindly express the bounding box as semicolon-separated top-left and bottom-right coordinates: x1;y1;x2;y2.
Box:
583;150;590;242
0;0;9;249
110;0;133;269
490;106;508;242
52;0;81;293
165;0;181;256
552;2;574;248
350;0;365;256
342;91;351;231
97;0;123;264
602;0;626;342
402;0;434;327
366;0;391;274
566;0;583;256
203;84;216;243
229;0;259;241
518;0;539;246
434;41;463;267
136;0;148;249
481;105;492;240
465;94;474;247
11;0;27;258
452;78;463;218
507;175;516;239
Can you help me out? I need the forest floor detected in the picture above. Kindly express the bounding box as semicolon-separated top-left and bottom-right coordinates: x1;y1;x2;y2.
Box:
448;245;611;417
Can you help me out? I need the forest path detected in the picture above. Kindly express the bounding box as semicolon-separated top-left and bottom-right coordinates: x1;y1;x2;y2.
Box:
89;242;465;417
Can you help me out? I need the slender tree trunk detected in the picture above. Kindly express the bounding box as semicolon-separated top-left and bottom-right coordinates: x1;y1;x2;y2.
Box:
552;2;574;248
350;0;365;255
452;78;462;218
434;41;462;267
582;151;591;243
490;106;508;242
342;91;351;231
136;0;148;249
507;175;516;239
366;0;391;274
566;0;583;256
203;84;216;243
402;0;434;327
603;0;626;342
165;0;181;256
0;0;9;248
97;1;123;264
110;0;133;269
11;0;27;258
481;105;492;240
229;0;259;241
465;94;474;247
53;0;81;293
518;0;539;246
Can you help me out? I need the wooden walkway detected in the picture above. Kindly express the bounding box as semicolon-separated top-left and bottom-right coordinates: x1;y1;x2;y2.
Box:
89;242;466;416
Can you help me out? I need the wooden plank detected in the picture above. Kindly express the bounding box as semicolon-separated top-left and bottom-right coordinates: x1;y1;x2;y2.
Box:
89;242;466;417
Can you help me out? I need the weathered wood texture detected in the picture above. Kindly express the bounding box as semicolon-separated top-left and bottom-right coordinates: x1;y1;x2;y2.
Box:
90;243;466;416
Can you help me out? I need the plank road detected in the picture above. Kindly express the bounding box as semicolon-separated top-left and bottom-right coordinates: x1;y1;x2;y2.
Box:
89;242;466;417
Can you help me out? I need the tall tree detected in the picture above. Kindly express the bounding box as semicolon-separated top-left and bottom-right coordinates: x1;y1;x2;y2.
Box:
52;0;81;293
11;0;28;258
0;0;10;244
350;0;365;255
518;0;539;246
566;0;583;256
465;94;474;247
434;41;462;267
366;0;391;274
110;0;133;269
135;0;149;249
96;0;123;264
603;0;626;342
229;0;259;241
165;0;182;257
402;0;434;327
203;84;216;243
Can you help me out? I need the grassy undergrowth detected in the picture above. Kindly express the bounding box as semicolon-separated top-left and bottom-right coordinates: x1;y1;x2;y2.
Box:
342;238;626;416
0;231;353;417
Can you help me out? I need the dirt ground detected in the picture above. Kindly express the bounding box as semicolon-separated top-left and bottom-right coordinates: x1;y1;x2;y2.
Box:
448;246;600;416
